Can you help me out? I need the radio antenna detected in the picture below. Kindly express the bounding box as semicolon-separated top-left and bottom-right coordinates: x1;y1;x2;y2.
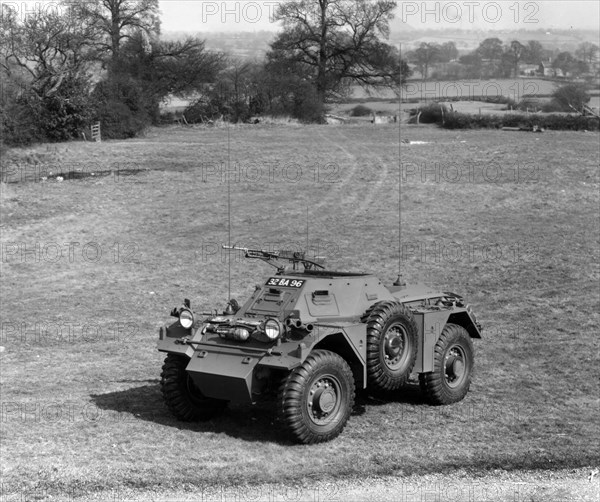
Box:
306;206;309;254
227;122;232;301
395;43;405;287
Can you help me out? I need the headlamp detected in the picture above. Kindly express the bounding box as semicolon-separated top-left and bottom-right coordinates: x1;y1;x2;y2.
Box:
264;319;283;340
179;308;194;329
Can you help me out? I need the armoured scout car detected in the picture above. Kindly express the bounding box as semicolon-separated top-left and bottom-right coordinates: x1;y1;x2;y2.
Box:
157;247;482;444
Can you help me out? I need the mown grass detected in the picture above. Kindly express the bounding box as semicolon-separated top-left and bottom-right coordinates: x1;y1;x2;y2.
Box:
0;124;598;499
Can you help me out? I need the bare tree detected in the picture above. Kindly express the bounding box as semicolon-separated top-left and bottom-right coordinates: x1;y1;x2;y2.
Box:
476;38;504;60
507;40;525;77
408;42;440;79
216;58;255;104
75;0;160;63
439;41;458;63
149;38;227;97
0;4;96;99
269;0;407;105
523;40;544;64
576;42;599;65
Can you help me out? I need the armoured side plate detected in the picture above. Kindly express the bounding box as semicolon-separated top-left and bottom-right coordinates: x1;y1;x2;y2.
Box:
411;310;451;373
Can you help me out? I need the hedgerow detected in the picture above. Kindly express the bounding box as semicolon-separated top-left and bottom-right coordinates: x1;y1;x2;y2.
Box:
441;112;599;130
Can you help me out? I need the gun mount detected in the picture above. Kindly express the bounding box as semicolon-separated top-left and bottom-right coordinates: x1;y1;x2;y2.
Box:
222;245;325;273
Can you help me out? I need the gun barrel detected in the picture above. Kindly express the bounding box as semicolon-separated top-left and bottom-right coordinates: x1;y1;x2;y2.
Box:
222;245;277;258
222;245;247;252
220;244;324;270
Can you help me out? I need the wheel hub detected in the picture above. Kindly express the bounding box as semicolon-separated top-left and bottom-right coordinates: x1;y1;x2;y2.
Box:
316;388;336;413
453;359;464;375
444;347;466;387
307;378;339;423
383;325;406;369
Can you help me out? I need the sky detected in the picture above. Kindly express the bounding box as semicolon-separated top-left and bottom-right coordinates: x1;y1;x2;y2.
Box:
158;0;600;33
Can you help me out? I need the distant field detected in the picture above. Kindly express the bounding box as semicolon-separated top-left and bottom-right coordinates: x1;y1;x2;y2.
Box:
336;79;600;117
330;100;510;117
352;78;598;102
1;123;599;500
163;79;600;117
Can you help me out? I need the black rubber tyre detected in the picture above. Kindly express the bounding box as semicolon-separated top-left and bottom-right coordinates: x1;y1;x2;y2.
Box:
160;354;227;421
419;324;474;405
278;350;355;444
366;301;418;392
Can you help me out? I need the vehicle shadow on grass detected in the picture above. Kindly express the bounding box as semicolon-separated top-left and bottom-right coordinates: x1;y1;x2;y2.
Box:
92;383;368;445
354;382;428;413
91;381;429;444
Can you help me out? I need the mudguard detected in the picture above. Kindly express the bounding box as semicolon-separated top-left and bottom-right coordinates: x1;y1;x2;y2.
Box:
157;325;195;358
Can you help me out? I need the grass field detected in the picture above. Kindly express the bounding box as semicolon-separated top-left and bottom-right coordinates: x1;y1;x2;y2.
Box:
1;123;599;500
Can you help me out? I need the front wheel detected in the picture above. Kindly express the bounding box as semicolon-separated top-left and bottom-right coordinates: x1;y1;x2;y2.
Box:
419;324;474;405
278;350;355;444
161;354;227;421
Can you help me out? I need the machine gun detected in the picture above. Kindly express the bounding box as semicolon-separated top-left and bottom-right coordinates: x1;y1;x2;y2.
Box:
222;245;325;273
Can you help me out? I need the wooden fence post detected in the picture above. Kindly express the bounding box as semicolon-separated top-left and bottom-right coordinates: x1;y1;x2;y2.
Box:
91;122;101;142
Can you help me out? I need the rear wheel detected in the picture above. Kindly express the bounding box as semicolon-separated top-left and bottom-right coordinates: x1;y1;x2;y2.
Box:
366;301;418;392
278;350;355;444
161;354;227;421
419;324;474;405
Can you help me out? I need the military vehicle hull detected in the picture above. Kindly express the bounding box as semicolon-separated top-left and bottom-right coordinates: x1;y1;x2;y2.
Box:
158;271;481;408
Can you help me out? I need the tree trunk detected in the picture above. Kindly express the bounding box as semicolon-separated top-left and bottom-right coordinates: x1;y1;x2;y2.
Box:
316;0;328;107
111;22;120;58
111;2;120;61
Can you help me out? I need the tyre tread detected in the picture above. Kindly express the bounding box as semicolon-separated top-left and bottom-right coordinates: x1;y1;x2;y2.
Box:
277;349;355;444
366;301;418;391
419;323;474;405
160;354;226;421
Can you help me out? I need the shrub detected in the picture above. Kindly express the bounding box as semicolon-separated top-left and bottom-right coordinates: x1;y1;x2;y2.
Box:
541;100;565;113
552;83;591;113
417;103;448;124
534;114;598;131
482;95;516;106
158;111;176;125
0;76;92;145
39;76;94;142
0;98;44;146
291;87;324;123
516;97;544;113
184;96;253;124
91;77;154;139
349;104;373;117
183;92;255;124
95;100;148;139
184;97;224;123
440;95;516;106
442;112;599;131
442;113;504;129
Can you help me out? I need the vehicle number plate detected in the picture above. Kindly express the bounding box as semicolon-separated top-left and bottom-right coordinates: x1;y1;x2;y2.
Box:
266;277;305;288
